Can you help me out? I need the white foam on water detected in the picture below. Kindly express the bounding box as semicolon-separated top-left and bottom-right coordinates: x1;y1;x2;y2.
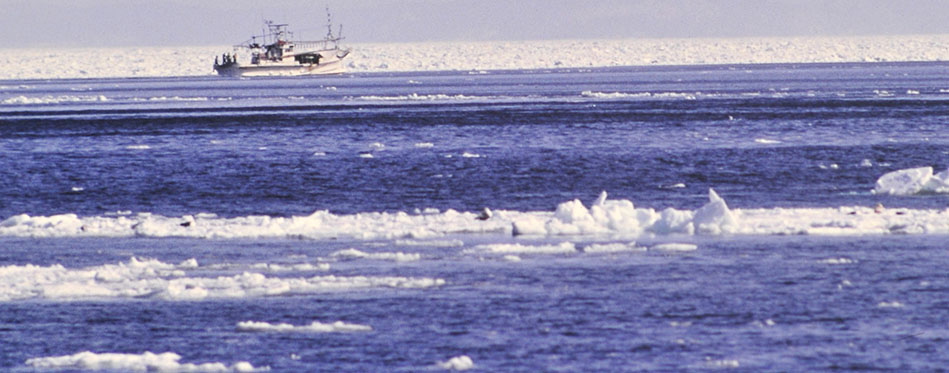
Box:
583;242;646;253
468;242;576;254
754;138;781;144
580;90;700;100
705;358;740;368
580;91;652;99
395;239;464;247
236;320;371;333
877;301;905;308
128;96;212;102
330;248;421;262
461;152;482;158
819;258;855;265
436;355;474;371
125;145;152;150
651;243;699;252
414;142;435;148
0;257;444;302
2;94;109;105
25;351;265;372
354;93;482;101
248;262;330;272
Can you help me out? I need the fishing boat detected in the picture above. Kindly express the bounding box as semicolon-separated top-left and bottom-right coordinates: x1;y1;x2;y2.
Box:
213;10;350;77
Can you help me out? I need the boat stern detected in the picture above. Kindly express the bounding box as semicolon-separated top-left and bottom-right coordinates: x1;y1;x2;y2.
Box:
214;62;242;77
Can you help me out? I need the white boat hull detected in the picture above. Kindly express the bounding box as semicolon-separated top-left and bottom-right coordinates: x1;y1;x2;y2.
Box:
215;56;346;77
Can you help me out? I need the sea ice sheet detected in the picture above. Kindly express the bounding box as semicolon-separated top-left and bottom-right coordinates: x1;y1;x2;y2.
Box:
2;34;949;79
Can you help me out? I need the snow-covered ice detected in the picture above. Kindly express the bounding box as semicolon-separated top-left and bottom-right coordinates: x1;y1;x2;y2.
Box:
2;34;949;80
2;179;949;241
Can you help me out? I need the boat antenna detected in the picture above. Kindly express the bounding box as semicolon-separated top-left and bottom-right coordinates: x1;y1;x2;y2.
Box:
325;6;335;39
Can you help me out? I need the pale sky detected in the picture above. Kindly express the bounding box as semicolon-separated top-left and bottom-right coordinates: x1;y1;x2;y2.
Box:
3;0;949;47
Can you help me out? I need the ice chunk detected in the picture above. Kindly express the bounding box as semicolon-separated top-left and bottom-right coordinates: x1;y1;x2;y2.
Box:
872;166;949;195
546;206;594;234
650;208;694;234
593;191;608;206
437;355;474;371
873;167;934;195
692;189;739;234
512;215;547;236
554;199;593;224
928;168;949;193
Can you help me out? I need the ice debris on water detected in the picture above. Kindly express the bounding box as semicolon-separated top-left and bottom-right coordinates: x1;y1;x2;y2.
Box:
330;248;421;262
236;320;371;333
0;257;444;301
25;351;265;372
651;243;699;252
437;355;474;371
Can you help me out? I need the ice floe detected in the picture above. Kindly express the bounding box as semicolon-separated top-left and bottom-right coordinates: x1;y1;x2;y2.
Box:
873;166;949;195
2;180;949;241
436;355;474;371
0;257;444;302
236;320;371;333
25;351;265;372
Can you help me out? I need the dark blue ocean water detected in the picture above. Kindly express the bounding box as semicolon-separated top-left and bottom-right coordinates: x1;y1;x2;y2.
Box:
2;63;949;371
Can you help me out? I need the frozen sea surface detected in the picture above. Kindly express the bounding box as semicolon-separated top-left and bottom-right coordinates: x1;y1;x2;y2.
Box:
1;34;949;79
2;62;949;371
